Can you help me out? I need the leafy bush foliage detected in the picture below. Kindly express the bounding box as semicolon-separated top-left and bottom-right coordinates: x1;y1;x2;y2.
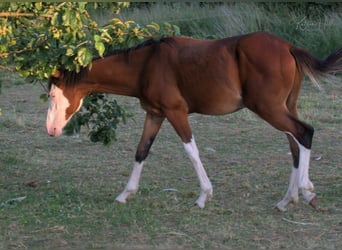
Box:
63;94;132;145
0;2;180;144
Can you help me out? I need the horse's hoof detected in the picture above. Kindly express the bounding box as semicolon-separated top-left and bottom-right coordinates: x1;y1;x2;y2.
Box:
194;200;205;209
115;196;127;204
274;205;287;212
309;196;319;209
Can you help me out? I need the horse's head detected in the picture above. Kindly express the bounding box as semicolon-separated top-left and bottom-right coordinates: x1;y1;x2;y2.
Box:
46;70;85;137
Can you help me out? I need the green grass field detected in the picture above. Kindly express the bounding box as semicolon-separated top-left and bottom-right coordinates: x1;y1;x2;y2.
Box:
1;3;341;249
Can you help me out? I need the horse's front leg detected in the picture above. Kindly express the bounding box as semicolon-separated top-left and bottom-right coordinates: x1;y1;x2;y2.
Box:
183;136;213;208
115;113;164;203
115;161;144;203
166;109;213;208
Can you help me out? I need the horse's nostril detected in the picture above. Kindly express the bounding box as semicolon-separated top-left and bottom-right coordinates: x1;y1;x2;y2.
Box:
47;128;57;137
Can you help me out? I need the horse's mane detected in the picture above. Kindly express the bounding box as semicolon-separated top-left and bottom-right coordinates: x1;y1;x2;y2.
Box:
48;67;88;90
104;37;175;57
48;37;175;89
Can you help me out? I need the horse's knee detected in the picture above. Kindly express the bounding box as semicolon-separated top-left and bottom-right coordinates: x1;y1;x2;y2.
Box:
289;116;314;149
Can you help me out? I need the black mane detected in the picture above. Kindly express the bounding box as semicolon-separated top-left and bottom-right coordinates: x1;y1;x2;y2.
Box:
48;37;175;90
104;37;174;57
48;67;88;90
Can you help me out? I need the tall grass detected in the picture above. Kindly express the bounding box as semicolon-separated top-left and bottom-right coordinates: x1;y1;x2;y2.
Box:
119;2;342;57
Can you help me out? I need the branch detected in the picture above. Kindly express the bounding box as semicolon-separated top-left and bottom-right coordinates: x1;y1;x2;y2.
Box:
0;12;52;18
0;65;16;71
1;47;35;59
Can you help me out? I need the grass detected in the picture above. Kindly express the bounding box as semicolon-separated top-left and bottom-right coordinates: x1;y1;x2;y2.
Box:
1;73;341;249
118;2;342;57
1;3;342;249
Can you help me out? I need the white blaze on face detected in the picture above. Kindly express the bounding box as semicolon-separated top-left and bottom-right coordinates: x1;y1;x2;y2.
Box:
46;84;83;137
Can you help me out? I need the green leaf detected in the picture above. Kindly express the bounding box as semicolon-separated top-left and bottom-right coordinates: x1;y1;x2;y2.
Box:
146;22;160;31
172;25;181;36
34;2;42;11
9;2;18;11
1;2;181;145
78;2;87;10
51;13;60;26
66;48;74;56
94;34;101;42
62;9;71;27
95;41;105;57
76;47;92;66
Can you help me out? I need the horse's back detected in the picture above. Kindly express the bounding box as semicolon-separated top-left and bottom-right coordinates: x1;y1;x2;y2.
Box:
147;32;297;115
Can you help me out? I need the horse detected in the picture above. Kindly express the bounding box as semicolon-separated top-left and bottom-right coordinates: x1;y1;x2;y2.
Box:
46;32;342;210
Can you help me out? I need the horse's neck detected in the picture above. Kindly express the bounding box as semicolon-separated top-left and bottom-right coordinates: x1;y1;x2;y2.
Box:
86;53;143;97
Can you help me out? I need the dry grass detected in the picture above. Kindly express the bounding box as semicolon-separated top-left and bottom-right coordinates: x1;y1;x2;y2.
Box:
0;72;341;249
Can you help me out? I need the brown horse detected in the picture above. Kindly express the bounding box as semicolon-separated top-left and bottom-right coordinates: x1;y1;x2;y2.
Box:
46;32;341;210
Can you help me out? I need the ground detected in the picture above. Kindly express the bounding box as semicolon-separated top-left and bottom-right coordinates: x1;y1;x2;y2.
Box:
0;74;341;249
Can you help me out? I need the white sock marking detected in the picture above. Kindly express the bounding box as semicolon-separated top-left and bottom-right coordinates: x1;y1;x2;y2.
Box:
297;143;314;191
278;132;316;209
276;167;299;211
183;136;213;208
116;161;144;203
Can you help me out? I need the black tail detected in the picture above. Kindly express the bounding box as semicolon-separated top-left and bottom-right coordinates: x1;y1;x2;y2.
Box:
290;47;342;87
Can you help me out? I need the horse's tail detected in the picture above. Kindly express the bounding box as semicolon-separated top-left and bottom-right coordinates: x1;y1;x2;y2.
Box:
290;46;342;88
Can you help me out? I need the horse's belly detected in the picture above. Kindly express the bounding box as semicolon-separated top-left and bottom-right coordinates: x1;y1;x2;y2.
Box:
190;89;244;115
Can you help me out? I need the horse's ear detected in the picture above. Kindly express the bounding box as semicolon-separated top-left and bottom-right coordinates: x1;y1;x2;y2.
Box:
51;70;61;79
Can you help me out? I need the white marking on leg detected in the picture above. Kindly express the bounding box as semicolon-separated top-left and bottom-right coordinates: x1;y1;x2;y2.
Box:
297;144;316;202
116;161;144;203
276;167;299;211
183;136;213;208
284;132;316;204
297;143;314;192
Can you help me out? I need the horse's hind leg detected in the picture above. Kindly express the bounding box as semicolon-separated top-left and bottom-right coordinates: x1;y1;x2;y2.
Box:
280;131;317;210
275;164;300;211
116;113;164;203
248;104;316;210
276;132;316;211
